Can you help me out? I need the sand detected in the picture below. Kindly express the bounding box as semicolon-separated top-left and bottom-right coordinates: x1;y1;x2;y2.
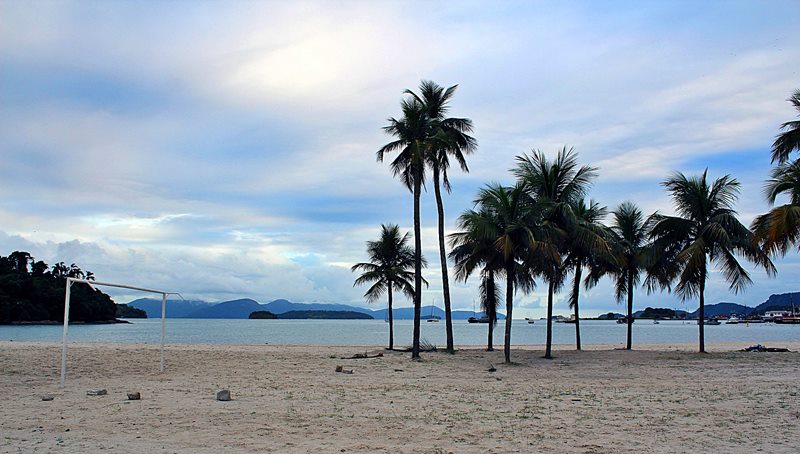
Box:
1;341;799;453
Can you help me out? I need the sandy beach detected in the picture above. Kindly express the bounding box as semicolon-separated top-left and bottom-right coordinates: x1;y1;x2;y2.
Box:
1;341;798;453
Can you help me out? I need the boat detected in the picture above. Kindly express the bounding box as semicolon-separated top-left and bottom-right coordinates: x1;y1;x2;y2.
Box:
774;316;800;324
468;316;490;323
653;319;660;325
424;301;440;322
700;319;721;325
616;317;634;324
525;317;535;324
725;315;741;324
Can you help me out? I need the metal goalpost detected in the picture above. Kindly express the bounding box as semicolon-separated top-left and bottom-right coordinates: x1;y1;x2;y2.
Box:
60;277;181;387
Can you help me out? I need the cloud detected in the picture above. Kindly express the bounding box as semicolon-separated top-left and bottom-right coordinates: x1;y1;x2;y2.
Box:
1;1;799;318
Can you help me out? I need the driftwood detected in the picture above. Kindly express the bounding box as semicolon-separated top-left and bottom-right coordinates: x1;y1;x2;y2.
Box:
741;344;791;352
340;352;384;359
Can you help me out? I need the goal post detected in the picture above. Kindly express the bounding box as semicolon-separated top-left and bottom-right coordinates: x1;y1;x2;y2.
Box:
60;277;180;387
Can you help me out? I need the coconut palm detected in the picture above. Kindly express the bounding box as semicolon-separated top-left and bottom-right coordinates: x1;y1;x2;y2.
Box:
648;170;775;352
352;224;426;350
378;95;429;359
599;201;652;350
513;146;597;359
449;208;505;351
452;183;544;363
771;89;800;164
562;199;610;350
408;80;477;353
752;158;800;256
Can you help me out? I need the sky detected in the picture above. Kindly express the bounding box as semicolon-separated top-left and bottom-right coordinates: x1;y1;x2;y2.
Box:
1;0;799;318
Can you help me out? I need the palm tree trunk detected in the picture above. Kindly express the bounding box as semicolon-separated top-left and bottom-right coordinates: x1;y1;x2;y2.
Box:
503;263;514;363
699;276;706;353
412;160;422;360
572;262;582;351
487;321;494;351
433;168;454;353
545;279;554;359
487;272;495;351
387;282;394;350
626;268;634;350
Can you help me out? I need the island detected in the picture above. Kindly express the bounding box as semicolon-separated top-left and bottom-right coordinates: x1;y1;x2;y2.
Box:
248;310;278;319
278;310;373;320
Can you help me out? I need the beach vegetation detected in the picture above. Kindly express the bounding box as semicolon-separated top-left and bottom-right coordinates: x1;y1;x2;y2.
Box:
513;147;596;359
352;224;425;350
0;251;115;323
753;91;800;257
646;171;775;352
410;80;477;353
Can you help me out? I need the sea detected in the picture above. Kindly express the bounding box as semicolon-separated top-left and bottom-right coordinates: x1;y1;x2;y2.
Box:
2;319;799;347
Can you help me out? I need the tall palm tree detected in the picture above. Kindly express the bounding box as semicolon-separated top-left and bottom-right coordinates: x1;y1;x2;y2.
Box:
648;170;775;352
753;152;800;256
452;183;543;363
513;146;597;359
352;224;425;350
378;95;428;359
407;80;477;353
562;199;610;350
596;201;652;350
771;89;800;164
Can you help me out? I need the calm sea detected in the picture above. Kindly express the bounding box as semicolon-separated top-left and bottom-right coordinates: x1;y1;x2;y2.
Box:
1;319;799;346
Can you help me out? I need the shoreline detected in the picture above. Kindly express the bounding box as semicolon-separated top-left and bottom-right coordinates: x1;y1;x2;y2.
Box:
3;339;799;352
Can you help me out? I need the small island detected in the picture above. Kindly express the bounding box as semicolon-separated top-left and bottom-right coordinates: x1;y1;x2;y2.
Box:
116;304;148;318
248;310;278;319
278;310;373;320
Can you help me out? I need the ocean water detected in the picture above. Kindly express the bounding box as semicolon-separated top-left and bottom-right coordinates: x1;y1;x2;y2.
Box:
2;319;799;347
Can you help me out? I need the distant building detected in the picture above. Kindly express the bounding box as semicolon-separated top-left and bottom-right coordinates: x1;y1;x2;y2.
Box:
764;310;791;320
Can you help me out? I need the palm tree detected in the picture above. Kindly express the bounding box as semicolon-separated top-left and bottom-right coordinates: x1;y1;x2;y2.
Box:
449;208;505;351
771;89;800;164
378;95;428;359
513;146;597;359
352;224;426;350
648;170;775;352
403;81;477;353
753;91;800;257
599;201;652;350
562;199;610;350
452;183;543;363
752;154;800;256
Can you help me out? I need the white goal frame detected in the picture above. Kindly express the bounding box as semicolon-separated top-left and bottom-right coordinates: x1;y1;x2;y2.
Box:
60;277;180;387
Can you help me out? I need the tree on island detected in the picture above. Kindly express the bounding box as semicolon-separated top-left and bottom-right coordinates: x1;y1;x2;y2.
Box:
352;224;426;350
648;171;775;352
248;310;277;319
0;251;115;323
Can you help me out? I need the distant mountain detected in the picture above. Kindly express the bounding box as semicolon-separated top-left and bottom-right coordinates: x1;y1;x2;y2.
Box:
189;299;262;319
752;292;800;314
127;298;211;318
689;302;751;319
